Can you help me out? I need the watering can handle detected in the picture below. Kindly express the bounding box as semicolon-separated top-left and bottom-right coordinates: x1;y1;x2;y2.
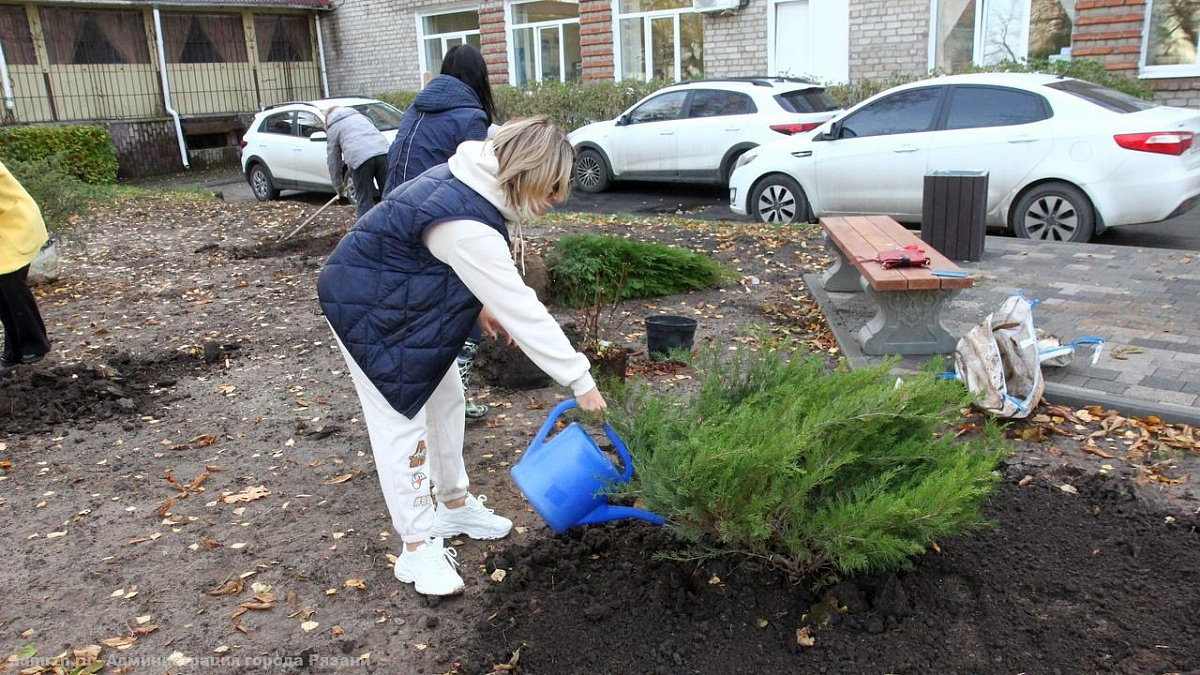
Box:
529;400;634;482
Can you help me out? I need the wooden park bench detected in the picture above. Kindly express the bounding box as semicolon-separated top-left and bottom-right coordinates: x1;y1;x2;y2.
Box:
819;215;973;356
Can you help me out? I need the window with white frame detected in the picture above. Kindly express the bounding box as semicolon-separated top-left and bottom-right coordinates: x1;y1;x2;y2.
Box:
931;0;1073;72
1143;0;1200;75
615;0;702;82
419;10;481;77
509;1;582;86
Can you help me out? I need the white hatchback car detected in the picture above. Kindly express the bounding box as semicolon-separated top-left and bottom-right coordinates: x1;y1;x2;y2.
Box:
729;73;1200;242
240;97;403;201
569;78;841;192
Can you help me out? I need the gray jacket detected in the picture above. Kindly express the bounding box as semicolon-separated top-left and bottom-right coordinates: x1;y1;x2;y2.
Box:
325;107;389;191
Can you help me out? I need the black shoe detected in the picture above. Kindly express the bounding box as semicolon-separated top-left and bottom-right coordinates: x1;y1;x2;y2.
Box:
1;353;46;371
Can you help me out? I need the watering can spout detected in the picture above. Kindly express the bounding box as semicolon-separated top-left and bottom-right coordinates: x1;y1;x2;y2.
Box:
576;504;666;527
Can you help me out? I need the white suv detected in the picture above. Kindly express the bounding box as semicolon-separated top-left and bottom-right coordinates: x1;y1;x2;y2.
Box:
568;78;841;193
240;97;403;201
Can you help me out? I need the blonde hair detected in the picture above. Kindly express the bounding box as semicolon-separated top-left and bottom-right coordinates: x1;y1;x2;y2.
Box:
492;116;574;221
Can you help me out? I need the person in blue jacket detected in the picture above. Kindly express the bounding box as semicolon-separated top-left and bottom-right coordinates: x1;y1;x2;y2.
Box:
385;44;498;420
384;44;495;194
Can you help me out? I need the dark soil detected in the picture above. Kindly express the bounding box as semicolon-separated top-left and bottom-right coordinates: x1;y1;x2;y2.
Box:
460;467;1200;675
3;193;1198;675
0;348;227;435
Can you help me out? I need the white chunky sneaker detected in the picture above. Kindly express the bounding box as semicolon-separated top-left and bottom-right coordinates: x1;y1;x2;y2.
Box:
393;538;464;596
432;494;513;540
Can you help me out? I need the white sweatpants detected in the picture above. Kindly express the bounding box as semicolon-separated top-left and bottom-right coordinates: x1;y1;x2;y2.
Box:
332;332;470;544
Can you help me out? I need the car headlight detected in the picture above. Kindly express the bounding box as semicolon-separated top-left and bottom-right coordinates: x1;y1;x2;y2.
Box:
734;153;758;171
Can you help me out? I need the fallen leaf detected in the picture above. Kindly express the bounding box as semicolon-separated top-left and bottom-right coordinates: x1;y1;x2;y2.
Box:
756;618;769;628
208;578;244;596
1018;475;1034;486
344;579;366;590
100;636;136;649
796;626;816;647
222;486;270;504
300;621;319;632
490;569;507;583
1060;484;1078;494
323;473;353;485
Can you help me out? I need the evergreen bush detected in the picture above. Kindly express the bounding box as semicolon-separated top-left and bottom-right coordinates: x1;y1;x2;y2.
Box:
0;125;118;184
374;90;418;113
546;234;733;308
610;341;1005;582
6;155;98;233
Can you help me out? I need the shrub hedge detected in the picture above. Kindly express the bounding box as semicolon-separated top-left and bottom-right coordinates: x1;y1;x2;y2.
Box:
377;58;1154;134
0;125;118;184
611;342;1005;583
6;155;98;233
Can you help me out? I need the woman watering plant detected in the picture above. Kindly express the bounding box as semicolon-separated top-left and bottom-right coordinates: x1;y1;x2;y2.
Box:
384;44;499;420
0;160;51;374
318;117;606;596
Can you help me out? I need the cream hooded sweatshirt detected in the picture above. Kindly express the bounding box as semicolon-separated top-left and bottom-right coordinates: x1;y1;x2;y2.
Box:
423;141;597;399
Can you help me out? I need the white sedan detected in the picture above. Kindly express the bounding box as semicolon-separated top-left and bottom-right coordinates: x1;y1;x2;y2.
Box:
729;73;1200;242
239;97;402;201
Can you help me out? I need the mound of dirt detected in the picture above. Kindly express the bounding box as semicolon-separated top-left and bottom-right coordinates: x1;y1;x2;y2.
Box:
228;231;343;260
0;348;227;434
460;468;1200;674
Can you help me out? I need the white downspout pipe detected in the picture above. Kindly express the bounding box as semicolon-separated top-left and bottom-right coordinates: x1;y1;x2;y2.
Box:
0;40;15;114
152;7;189;169
316;13;330;97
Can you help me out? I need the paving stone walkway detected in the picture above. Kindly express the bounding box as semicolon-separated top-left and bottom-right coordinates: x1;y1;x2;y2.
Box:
808;236;1200;425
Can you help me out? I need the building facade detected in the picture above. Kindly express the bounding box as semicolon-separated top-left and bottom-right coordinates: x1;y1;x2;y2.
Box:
326;0;1200;108
0;0;329;176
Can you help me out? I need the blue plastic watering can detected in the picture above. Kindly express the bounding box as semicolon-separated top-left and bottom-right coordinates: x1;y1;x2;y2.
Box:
510;399;666;534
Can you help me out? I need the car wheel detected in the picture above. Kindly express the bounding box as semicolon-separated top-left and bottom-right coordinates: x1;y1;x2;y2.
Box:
573;149;610;193
1012;182;1095;243
249;163;279;202
751;174;809;225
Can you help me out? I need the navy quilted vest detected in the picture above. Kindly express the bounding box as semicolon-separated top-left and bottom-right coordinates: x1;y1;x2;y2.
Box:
317;164;508;418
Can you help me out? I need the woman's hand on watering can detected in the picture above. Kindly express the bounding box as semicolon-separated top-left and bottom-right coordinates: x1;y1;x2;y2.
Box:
477;307;513;345
576;387;607;413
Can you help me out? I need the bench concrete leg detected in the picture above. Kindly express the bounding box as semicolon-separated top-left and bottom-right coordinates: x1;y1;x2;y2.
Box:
819;233;862;292
857;282;961;355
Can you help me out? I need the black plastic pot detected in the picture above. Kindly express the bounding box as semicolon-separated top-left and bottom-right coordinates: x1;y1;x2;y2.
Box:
645;315;698;361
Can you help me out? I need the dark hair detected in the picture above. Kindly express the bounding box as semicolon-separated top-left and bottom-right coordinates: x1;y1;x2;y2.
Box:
441;44;496;126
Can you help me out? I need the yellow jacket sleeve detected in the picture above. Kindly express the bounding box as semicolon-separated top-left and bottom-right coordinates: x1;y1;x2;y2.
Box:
0;159;48;275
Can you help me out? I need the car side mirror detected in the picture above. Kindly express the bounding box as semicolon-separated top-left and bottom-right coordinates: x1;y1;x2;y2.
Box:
617;113;631;127
309;131;327;142
817;122;841;141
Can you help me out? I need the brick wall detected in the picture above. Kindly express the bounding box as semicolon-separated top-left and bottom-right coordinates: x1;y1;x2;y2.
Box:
480;1;509;85
703;0;768;77
1071;0;1144;73
325;0;441;95
580;0;614;80
107;120;183;179
1072;0;1200;108
848;0;929;80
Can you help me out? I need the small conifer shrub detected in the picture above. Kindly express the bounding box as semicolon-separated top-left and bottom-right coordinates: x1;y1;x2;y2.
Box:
611;341;1005;582
546;234;732;308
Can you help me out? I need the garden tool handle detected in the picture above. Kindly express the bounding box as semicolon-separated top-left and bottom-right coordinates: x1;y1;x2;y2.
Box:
529;399;634;481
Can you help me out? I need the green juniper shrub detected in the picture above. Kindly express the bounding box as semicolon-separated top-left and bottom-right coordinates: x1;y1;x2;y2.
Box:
609;339;1005;582
6;155;99;234
546;234;733;308
0;125;118;184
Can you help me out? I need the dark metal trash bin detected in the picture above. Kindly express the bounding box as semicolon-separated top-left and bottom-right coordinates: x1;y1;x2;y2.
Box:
921;170;988;262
